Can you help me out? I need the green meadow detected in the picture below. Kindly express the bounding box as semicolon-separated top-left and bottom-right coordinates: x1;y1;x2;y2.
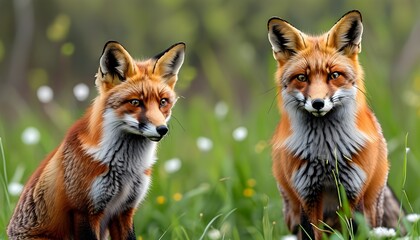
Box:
1;0;420;239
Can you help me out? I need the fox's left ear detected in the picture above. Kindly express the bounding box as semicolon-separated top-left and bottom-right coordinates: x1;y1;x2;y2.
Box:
96;41;136;90
153;42;186;89
327;10;363;56
268;17;307;65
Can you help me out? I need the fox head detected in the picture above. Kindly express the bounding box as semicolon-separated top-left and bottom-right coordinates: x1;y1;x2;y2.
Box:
268;10;364;117
94;41;185;141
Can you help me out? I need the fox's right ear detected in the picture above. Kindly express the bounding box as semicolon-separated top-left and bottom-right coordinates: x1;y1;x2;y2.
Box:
268;17;306;64
327;10;363;56
152;42;186;89
96;41;136;90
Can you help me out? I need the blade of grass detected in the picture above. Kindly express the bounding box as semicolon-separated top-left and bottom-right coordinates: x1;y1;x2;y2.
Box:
198;213;223;240
262;205;273;240
0;137;11;211
401;133;414;212
299;225;313;240
318;220;343;240
221;208;236;223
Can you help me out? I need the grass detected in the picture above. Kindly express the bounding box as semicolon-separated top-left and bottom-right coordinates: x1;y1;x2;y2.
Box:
0;70;419;239
0;137;12;240
128;96;285;239
0;93;285;239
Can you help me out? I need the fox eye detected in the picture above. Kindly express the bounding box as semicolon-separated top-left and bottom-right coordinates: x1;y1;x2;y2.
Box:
296;74;308;82
160;98;169;107
329;72;340;80
129;99;141;107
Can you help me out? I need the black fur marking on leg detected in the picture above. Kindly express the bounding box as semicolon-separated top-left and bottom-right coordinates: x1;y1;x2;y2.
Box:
77;219;98;240
127;223;136;240
300;210;315;240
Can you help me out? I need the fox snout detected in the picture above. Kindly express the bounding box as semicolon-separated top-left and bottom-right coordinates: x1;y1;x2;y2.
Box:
304;97;333;117
149;124;169;142
138;122;169;142
109;109;171;142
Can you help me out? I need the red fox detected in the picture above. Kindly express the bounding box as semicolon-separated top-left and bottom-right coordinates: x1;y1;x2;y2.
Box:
268;10;401;239
7;41;185;239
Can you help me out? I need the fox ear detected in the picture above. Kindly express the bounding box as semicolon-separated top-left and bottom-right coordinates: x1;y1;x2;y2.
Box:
268;17;306;63
153;42;186;89
97;41;136;87
327;10;363;55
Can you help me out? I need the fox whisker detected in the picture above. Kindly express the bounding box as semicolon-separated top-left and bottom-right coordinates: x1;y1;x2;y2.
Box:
267;89;280;114
171;115;185;132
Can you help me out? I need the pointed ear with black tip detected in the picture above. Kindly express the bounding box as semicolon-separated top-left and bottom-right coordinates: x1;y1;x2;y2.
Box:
153;42;185;89
96;41;136;88
327;10;363;56
268;17;306;63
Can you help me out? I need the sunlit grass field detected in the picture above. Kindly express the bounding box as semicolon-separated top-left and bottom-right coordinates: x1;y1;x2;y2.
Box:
1;57;420;239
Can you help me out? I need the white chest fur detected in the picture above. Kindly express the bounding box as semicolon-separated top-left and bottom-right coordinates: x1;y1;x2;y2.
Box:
89;136;156;213
86;110;157;223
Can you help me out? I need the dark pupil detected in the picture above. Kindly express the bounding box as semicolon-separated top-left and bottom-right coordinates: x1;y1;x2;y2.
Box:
298;75;306;81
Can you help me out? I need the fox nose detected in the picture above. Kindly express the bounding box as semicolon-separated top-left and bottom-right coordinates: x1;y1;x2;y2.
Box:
311;99;325;110
156;125;168;137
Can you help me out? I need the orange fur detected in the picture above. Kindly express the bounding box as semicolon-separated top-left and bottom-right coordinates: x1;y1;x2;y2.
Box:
8;41;185;240
268;11;394;239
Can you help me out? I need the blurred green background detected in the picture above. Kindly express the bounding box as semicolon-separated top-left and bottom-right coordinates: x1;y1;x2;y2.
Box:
1;0;420;239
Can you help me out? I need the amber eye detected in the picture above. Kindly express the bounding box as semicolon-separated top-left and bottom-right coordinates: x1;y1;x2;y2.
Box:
296;74;308;82
160;98;169;107
329;72;340;80
129;99;141;107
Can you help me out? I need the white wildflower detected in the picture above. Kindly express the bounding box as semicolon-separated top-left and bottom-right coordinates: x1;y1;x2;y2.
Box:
214;101;228;119
370;227;396;238
164;158;181;173
197;137;213;152
406;213;420;223
73;83;90;101
8;182;24;196
232;126;248;141
207;229;221;240
281;235;297;240
21;127;40;145
37;85;53;103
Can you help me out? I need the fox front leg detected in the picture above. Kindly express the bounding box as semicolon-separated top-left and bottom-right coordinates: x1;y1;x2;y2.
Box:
72;211;101;240
108;208;136;240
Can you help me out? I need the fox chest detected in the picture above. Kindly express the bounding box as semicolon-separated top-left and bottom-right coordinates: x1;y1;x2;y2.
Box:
283;111;368;202
89;163;150;215
88;137;157;215
292;158;366;202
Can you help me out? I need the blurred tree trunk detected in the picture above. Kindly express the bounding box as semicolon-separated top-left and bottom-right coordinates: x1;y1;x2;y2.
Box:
390;19;420;115
1;0;34;118
393;20;420;78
